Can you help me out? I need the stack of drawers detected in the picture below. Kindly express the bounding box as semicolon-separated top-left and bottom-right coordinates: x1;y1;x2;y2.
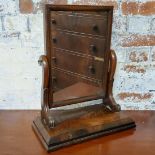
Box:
50;10;109;95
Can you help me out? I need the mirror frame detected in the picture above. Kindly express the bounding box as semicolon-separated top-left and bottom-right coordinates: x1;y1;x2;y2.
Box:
41;4;114;109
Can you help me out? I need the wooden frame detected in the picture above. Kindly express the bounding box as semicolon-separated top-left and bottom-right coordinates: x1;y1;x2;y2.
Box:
32;4;135;152
39;5;120;119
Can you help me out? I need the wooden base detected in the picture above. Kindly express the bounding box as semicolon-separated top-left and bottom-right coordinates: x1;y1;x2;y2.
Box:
32;105;136;152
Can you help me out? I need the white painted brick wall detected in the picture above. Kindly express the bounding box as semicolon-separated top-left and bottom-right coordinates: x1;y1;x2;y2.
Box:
127;16;150;34
0;0;155;110
0;0;18;15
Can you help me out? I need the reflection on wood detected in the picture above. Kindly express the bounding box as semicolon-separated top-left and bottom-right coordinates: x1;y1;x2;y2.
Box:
33;104;136;151
53;82;103;103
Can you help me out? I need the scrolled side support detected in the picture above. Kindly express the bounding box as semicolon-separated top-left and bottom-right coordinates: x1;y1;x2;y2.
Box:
105;50;121;112
38;55;50;122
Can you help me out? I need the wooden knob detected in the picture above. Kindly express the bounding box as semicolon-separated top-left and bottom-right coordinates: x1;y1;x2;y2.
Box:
52;57;56;62
38;59;42;66
90;44;97;53
89;66;95;74
52;76;57;82
52;38;57;43
93;24;98;31
51;19;56;24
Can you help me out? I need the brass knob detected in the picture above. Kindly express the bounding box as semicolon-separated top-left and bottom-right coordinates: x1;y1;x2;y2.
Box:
93;24;98;31
89;66;95;74
90;44;97;53
51;19;56;24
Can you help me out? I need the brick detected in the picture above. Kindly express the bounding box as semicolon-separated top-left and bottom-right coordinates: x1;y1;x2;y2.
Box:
117;92;152;101
124;65;146;74
121;2;138;15
112;16;127;34
4;15;27;32
151;18;155;32
118;63;155;92
152;54;155;61
20;31;44;48
0;4;3;12
116;75;155;94
151;47;155;61
111;32;120;49
0;32;21;47
19;0;33;14
28;14;43;32
129;51;148;62
113;70;125;94
121;34;155;47
0;17;2;31
0;0;17;15
139;1;155;16
73;0;118;10
122;1;155;16
128;17;150;34
119;77;143;92
33;0;68;13
126;48;149;62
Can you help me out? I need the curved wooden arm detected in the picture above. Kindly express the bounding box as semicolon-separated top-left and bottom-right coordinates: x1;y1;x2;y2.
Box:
105;50;121;112
38;55;50;121
38;55;49;89
109;50;117;83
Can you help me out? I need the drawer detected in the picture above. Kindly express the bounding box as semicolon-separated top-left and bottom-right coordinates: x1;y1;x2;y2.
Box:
51;68;102;91
52;48;104;80
51;31;106;58
51;11;108;37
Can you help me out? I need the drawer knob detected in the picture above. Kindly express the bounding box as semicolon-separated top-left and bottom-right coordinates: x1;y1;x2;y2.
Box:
52;57;56;62
51;19;56;24
89;66;95;74
93;24;98;31
52;38;57;43
90;45;97;53
52;76;57;82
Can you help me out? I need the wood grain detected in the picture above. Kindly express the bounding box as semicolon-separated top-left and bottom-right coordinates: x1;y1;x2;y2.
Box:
41;4;114;109
0;110;154;155
33;103;135;151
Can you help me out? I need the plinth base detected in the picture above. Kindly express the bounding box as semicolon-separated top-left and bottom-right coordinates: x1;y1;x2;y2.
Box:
32;105;136;152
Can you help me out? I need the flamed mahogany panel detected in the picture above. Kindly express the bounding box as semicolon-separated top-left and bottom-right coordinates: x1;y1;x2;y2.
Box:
53;82;103;103
51;31;106;58
43;5;114;108
52;48;104;80
51;68;103;91
51;11;108;37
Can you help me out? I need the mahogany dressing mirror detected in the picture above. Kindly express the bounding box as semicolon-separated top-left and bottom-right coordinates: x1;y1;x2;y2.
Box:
33;4;136;152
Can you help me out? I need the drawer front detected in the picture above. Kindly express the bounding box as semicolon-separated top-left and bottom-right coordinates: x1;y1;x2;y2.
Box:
51;11;108;37
51;31;106;58
51;68;102;91
52;48;104;80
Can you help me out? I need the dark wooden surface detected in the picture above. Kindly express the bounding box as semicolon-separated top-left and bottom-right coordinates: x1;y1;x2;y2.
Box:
0;110;154;155
53;82;103;103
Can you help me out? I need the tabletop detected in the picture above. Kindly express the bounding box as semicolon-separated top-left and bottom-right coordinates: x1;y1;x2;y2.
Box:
0;110;154;155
